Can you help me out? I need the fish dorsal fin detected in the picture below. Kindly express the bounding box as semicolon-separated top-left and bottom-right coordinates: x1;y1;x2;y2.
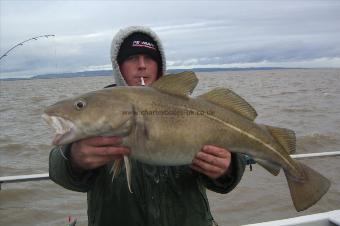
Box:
264;125;296;154
151;71;198;97
197;88;257;121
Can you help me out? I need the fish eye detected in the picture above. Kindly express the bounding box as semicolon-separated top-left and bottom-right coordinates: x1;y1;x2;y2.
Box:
74;99;86;110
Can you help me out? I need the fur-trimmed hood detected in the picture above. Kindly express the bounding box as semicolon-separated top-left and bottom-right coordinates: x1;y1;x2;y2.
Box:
110;26;166;86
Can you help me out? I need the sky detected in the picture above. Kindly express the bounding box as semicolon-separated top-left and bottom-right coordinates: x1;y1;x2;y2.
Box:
0;1;340;78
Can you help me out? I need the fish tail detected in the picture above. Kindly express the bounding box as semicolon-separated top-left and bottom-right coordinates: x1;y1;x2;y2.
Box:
284;162;330;211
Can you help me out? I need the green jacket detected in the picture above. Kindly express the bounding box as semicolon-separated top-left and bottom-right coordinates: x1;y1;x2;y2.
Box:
49;145;245;226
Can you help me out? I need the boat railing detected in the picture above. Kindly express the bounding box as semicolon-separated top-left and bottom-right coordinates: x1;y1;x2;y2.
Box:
1;151;340;190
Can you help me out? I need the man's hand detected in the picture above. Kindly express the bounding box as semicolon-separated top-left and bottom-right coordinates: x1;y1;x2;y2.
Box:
191;145;232;180
70;136;130;172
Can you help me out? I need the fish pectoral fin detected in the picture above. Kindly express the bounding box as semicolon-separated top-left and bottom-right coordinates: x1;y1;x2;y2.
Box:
110;159;123;181
110;116;134;137
254;158;281;176
264;125;296;154
197;88;257;121
134;114;149;146
124;155;133;193
284;162;330;211
151;71;198;97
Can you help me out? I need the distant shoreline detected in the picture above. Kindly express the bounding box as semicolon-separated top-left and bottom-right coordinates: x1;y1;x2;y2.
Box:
1;67;337;81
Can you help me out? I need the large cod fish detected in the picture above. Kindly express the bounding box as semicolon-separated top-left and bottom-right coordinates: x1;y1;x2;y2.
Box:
43;72;330;212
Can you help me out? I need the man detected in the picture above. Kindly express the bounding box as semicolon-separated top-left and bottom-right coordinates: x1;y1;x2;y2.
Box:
49;26;246;226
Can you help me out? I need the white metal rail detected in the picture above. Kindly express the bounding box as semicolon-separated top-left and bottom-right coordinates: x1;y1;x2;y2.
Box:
1;151;340;190
0;173;49;189
290;151;340;159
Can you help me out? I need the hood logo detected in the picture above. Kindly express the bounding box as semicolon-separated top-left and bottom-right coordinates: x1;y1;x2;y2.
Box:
132;41;156;50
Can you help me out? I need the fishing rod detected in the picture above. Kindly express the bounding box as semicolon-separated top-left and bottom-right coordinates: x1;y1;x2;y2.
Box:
0;34;55;61
0;151;339;190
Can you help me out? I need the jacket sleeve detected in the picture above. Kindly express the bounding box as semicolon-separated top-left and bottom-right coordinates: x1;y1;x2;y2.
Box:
49;144;97;192
199;153;246;194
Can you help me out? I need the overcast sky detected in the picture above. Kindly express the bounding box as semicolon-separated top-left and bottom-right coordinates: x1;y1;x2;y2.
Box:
1;1;340;78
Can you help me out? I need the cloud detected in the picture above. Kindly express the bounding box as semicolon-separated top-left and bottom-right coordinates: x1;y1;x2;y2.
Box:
1;1;339;78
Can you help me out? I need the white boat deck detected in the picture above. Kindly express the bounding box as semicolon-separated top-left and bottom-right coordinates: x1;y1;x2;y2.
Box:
243;210;340;226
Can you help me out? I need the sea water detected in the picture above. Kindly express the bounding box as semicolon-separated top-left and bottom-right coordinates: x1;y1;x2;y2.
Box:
0;69;339;225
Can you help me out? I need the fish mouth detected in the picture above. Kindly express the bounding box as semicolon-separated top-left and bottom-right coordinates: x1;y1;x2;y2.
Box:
42;114;76;145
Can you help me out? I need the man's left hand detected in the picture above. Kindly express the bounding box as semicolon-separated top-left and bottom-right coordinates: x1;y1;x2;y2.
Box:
191;145;232;180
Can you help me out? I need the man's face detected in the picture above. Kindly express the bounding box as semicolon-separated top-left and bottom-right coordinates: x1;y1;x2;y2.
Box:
119;54;158;86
